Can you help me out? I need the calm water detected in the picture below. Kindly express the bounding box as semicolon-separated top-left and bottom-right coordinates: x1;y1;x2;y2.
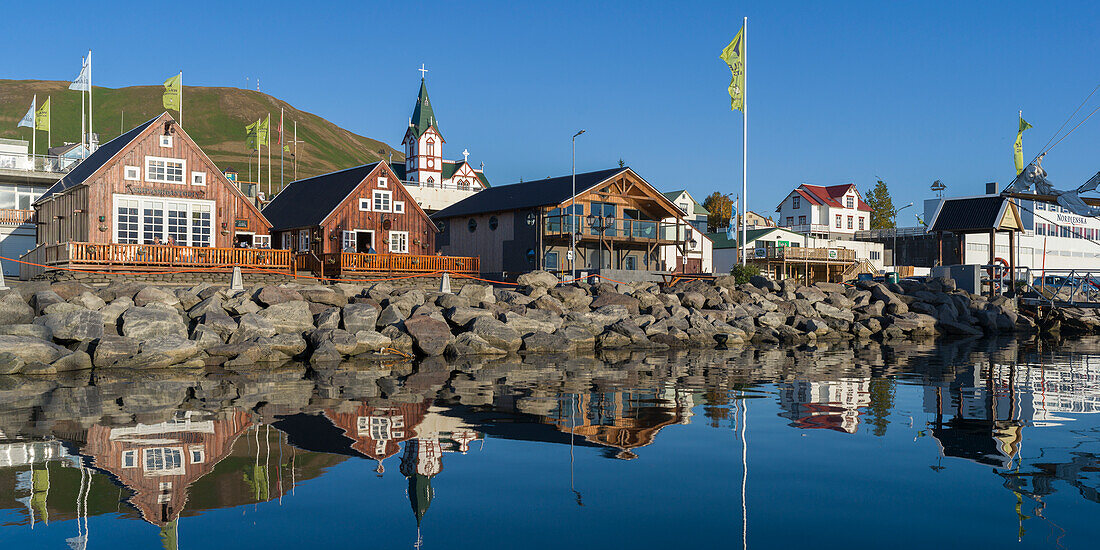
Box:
2;337;1099;549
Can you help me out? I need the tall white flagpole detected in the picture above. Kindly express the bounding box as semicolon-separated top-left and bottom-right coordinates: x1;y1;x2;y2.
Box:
80;55;86;159
267;112;272;198
179;71;183;127
31;95;37;159
280;107;284;192
47;95;51;152
741;16;748;266
87;50;92;151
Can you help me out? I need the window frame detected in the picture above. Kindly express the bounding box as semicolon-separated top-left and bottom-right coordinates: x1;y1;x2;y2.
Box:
191;171;207;186
377;176;387;188
124;165;141;181
281;232;293;250
393;201;405;214
359;198;372;212
299;230;310;252
373;190;392;212
145;156;187;184
388;231;409;253
792;196;800;209
159;135;173;148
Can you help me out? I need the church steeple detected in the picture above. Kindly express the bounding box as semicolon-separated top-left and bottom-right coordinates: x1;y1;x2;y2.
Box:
409;79;442;140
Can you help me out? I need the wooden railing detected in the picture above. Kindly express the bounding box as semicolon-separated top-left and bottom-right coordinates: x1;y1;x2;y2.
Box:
325;252;479;274
542;214;689;243
0;209;34;226
53;242;292;269
781;247;857;262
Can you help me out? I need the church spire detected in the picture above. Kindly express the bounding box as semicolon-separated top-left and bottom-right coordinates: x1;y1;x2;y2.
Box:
410;78;442;140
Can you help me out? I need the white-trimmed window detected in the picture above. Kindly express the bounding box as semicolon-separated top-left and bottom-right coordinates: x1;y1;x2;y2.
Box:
124;165;140;181
159;135;173;148
167;202;188;246
298;230;309;251
146;156;186;184
377;176;387;188
143;447;184;475
389;231;408;253
359;198;371;212
846;196;854;209
122;450;137;468
373;190;391;212
281;232;292;250
116;198;139;244
342;230;355;251
191;171;206;186
393;201;405;214
116;196;213;247
254;235;271;248
190;445;205;464
192;204;212;247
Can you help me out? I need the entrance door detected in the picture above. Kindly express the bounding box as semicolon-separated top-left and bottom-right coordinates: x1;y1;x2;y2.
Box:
235;233;254;248
356;231;374;253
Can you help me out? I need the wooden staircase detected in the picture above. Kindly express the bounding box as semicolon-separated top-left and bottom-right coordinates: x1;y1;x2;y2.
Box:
839;259;877;281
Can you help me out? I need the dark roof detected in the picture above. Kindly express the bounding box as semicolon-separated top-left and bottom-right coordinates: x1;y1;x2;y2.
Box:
929;196;1010;233
47;143;81;157
223;165;238;173
409;78;441;140
262;163;379;231
37;115;159;202
431;167;628;219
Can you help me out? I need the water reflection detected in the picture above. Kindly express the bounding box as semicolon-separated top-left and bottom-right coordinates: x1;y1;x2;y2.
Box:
0;337;1098;548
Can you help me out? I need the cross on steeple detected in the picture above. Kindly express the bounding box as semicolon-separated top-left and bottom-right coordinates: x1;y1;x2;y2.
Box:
418;64;428;79
462;149;469;163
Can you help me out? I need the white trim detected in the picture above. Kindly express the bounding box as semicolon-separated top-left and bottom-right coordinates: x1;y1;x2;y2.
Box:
158;135;173;148
298;229;310;251
145;155;186;184
281;232;292;250
191;171;207;186
113;193;215;247
123;165;140;181
373;189;392;212
393;201;405;214
142;447;185;476
377;176;387;188
359;198;371;212
388;231;408;253
342;230;355;251
122;449;137;468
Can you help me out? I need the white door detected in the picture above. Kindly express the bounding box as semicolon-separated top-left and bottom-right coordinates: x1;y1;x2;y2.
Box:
0;230;35;276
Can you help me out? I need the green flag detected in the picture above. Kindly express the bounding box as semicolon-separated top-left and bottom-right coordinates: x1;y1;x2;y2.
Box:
720;26;745;112
257;114;270;145
245;119;258;150
34;97;49;131
163;73;181;111
1014;114;1032;175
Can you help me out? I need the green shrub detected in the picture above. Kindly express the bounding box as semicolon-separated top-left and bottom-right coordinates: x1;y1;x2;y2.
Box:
729;264;760;285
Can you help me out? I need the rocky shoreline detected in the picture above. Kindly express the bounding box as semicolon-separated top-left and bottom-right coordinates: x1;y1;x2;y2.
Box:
0;271;1067;374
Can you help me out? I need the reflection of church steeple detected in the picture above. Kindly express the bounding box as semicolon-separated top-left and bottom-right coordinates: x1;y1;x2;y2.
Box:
400;438;442;526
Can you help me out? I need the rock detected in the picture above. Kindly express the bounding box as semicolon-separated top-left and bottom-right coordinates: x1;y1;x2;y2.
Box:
814;302;855;323
307;328;360;356
0;324;52;340
52;350;93;372
467;317;522;352
258;301;315;334
196;311;238;339
444;306;494;327
188;296;226;318
589;292;640;314
498;311;560;336
376;304;408;327
342;303;380;334
35;309;105;342
448;332;509;355
597;329;633;348
403;315;454;356
757;311;786;328
0;352;25;374
70;292;106;311
298;287;347;307
380;325;414;354
530;294;566;315
749;275;780;292
938;320;983;336
49;281;94;301
314;307;342;330
121;306;188;340
0;293;35;324
521;330;572;353
609;319;649;345
516;270;559;288
436;293;470;310
0;335;70;363
458;283;495;304
116;336;201;369
495;289;534;307
254;286;304;306
549;286;592;310
224;343;292;367
353;330;392;352
554;326;595;349
224;293;261;316
890;313;938;336
93;336;141;367
190;325;225;348
174;288;201;310
134;286;180;307
253;333;309;357
678;291;706;309
310;342;343;364
230;313;277;344
42;302;84;316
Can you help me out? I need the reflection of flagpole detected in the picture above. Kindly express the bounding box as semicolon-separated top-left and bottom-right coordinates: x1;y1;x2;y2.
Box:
741;16;748;266
740;391;748;550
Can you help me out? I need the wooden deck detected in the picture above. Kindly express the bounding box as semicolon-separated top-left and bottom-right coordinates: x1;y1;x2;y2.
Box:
317;252;479;277
748;246;859;283
0;209;34;227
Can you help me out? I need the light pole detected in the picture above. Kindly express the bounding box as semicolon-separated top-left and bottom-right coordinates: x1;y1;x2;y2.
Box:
892;202;913;268
571;129;585;280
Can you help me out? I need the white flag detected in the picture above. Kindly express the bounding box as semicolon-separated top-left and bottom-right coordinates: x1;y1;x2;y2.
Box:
69;56;90;91
17;98;35;128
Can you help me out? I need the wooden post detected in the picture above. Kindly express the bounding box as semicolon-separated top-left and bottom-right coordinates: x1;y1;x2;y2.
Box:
1008;230;1016;297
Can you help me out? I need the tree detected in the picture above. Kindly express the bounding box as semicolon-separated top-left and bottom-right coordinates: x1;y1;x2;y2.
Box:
703;192;733;232
867;377;896;437
865;179;896;229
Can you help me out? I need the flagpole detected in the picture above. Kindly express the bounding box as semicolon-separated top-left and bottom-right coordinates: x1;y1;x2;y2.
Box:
87;50;92;151
179;71;183;127
280;108;284;193
80;55;86;159
32;95;36;160
267;112;272;199
257;118;262;198
293;121;298;181
47;96;51;152
740;16;748;266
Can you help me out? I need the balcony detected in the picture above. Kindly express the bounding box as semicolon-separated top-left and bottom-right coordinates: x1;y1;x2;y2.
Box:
0;209;34;227
0;153;81;175
750;246;856;262
543;214;690;245
308;251;479;277
20;242;292;279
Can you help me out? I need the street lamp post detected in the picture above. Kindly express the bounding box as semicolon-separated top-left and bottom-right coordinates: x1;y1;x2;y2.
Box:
571;129;585;280
892;202;913;268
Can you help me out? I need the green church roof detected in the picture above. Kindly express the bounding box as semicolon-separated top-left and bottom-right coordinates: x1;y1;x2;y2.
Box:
410;78;442;140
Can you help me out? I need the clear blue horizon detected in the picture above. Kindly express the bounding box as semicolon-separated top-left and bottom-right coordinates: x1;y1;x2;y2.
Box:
2;0;1097;226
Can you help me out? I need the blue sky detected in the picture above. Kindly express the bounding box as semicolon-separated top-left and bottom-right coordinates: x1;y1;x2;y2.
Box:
2;0;1098;225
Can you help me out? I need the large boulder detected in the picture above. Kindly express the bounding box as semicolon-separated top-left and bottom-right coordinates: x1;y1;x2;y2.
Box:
252;333;309;357
0;293;35;324
32;290;66;314
589;292;640;314
121;306;188;340
458;283;495;304
0;324;52;340
298;287;347;307
376;304;408;327
254;286;304;306
549;286;591;310
116;335;201;369
230;313;277;344
554;325;595;349
444;306;494;327
0;352;25;375
448;332;509;355
749;275;780;292
403;315;454;356
521;331;572;353
92;336;141;367
467;317;522;352
353;330;392;353
0;335;68;363
516;270;559;289
342;303;380;334
52;350;93;372
306;328;360;356
258;301;315;334
35;309;105;342
70;292;106;311
134;286;180;307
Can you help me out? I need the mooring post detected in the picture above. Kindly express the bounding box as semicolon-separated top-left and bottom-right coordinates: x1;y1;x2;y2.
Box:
440;272;452;294
0;270;9;291
230;266;244;292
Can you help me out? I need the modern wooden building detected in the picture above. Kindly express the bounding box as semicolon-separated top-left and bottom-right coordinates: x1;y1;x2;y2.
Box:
431;167;697;277
262;161;476;276
21;113;280;278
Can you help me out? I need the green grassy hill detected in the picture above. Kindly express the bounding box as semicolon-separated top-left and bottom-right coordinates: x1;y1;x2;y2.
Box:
0;79;403;181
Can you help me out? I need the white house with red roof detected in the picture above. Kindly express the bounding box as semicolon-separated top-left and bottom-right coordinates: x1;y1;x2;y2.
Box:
775;183;872;238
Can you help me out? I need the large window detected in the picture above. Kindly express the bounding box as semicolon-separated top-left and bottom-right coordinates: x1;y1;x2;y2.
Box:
143;202;165;244
389;231;408;253
299;230;310;251
545;251;559;270
590;202;616;236
167;203;188;246
115;196;213;247
281;233;292;250
835;214;842;228
342;230;355;251
798;215;806;225
116;198;140;244
191;204;212;247
0;186;42;210
858;217;865;230
792;196;800;209
373;190;391;212
145;156;186;184
847;216;853;229
845;196;854;208
144;448;184;475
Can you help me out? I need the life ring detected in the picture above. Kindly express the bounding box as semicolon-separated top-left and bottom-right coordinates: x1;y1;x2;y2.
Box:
988;257;1009;292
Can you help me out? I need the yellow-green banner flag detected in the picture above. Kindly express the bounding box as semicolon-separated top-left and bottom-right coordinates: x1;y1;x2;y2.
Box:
257;115;270;145
720;26;745;112
245;119;258;150
1014;114;1032;175
34;97;50;131
163;73;181;111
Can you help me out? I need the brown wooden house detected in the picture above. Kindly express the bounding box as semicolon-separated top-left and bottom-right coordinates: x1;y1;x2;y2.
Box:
431;167;696;277
322;399;430;474
22;112;279;278
263;162;475;276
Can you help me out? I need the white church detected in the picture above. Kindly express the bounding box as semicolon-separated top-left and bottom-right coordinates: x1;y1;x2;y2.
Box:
393;76;489;213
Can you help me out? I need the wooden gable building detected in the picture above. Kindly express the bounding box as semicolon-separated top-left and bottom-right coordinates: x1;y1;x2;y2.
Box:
22;113;279;278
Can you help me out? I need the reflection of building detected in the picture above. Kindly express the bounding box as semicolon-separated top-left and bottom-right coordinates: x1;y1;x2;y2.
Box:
777;379;871;434
544;389;691;459
81;410;252;526
323;399;430;473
